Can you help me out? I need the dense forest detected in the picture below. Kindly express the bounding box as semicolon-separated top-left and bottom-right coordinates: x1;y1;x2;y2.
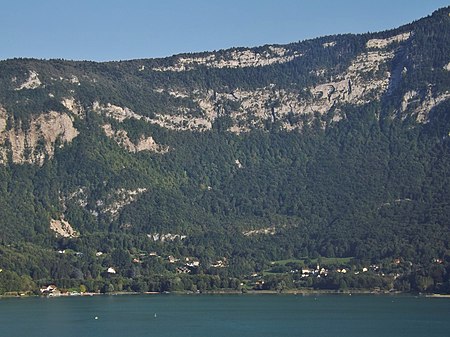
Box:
0;8;449;295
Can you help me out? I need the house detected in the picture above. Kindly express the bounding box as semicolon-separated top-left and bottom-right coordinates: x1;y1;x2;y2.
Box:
40;285;61;296
168;256;179;263
107;267;116;274
254;280;265;290
186;261;200;267
40;285;57;294
47;289;62;297
301;268;314;277
211;259;227;268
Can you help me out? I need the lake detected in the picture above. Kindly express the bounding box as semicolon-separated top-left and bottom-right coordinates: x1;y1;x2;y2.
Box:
1;294;449;337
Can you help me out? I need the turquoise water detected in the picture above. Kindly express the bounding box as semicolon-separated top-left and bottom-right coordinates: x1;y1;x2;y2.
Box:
1;294;449;337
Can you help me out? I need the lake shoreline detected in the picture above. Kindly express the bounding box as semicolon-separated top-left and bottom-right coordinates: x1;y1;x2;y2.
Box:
4;288;449;299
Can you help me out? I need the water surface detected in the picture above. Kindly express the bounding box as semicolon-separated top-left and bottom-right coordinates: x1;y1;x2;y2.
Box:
1;294;449;337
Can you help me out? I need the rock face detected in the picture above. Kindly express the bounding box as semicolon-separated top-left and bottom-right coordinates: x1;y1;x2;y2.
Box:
0;109;79;165
366;32;411;49
61;97;84;117
93;102;142;122
93;101;212;132
14;70;42;90
50;219;78;238
398;88;450;122
91;188;147;220
102;124;168;153
152;46;302;72
150;43;398;131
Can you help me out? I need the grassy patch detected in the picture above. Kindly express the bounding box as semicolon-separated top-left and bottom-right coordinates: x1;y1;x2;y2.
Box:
272;257;354;267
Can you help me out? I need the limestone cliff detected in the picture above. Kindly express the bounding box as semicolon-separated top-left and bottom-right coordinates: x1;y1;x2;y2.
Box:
0;108;79;165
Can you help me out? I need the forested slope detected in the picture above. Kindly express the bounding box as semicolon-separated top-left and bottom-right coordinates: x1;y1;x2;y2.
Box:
0;8;449;295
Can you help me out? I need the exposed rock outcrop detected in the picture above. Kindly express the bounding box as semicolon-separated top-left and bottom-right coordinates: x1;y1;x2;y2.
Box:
148;43;399;132
50;219;79;238
0;110;79;165
94;188;147;219
398;87;450;123
93;102;143;122
153;46;302;72
14;70;42;90
102;124;168;153
243;227;276;236
414;92;450;123
366;32;411;49
61;97;84;117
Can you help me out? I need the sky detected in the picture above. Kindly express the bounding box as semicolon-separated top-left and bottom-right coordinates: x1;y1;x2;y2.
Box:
1;0;448;62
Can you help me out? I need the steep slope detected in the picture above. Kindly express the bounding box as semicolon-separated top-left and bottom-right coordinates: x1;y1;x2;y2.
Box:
0;7;449;294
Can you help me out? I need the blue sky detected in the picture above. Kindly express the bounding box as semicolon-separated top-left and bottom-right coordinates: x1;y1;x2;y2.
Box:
1;0;448;61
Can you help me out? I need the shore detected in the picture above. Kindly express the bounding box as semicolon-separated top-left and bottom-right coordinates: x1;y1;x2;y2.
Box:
425;294;450;298
2;289;449;299
193;288;403;295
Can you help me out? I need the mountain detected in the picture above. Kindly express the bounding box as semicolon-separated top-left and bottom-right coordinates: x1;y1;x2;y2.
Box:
0;8;449;295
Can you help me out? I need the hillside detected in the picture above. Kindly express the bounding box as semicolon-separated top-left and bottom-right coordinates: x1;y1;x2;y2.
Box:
0;8;449;295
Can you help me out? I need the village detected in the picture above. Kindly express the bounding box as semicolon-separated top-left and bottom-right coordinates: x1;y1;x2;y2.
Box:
31;247;440;296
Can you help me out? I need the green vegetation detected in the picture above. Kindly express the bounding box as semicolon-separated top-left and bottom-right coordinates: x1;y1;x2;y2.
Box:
272;257;354;266
0;7;449;295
